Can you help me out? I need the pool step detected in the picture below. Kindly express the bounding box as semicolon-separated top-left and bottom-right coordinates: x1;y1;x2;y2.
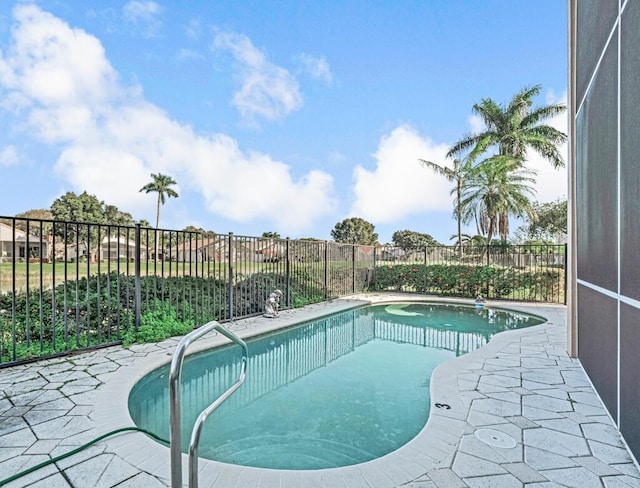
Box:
200;434;377;469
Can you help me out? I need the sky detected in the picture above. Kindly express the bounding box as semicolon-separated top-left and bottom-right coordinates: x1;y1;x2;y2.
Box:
0;1;568;244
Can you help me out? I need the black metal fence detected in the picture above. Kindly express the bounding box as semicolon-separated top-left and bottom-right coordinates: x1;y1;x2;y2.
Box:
0;217;372;366
370;243;566;303
0;215;565;366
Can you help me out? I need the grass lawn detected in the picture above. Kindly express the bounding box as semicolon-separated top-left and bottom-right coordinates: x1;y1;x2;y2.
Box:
0;259;303;293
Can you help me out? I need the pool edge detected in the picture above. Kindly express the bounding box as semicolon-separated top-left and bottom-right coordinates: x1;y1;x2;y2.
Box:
94;294;565;487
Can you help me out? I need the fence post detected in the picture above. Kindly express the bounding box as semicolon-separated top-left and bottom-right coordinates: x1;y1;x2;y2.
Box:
485;244;490;298
372;246;377;289
563;243;568;305
228;233;234;320
352;245;356;294
50;222;57;348
11;219;16;361
285;238;291;307
424;246;428;293
134;223;141;331
324;241;328;300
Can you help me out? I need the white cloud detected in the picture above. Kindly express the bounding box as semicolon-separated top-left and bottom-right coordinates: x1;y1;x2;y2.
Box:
297;53;333;84
213;31;303;125
122;1;162;38
184;19;201;40
0;145;19;166
468;114;484;135
524;91;568;202
350;125;452;223
186;135;337;231
176;48;203;62
0;5;122;106
0;5;336;234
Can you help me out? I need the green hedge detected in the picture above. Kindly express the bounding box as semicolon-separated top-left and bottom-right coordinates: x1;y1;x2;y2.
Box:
369;263;564;302
0;262;564;364
0;270;328;363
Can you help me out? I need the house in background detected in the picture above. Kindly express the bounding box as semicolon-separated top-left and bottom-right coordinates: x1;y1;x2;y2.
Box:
98;236;147;261
0;222;49;261
255;239;286;263
57;236;147;262
168;237;233;263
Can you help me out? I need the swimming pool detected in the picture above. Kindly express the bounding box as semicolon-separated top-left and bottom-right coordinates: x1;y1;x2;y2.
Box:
128;302;544;470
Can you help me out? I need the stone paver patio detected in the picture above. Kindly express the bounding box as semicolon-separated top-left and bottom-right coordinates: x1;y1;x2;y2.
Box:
1;294;638;487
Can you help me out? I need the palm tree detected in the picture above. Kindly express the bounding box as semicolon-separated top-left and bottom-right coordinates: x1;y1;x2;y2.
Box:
447;85;565;242
419;157;472;257
448;85;567;168
449;232;486;249
139;173;179;229
459;156;537;243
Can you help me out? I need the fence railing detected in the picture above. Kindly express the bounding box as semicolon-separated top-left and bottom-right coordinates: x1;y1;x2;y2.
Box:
0;215;564;366
370;243;566;303
0;217;372;366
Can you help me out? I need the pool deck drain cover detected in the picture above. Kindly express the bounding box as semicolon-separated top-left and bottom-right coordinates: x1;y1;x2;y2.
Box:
474;428;517;449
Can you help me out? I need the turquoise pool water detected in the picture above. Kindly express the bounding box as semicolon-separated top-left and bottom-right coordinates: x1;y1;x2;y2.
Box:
128;303;544;470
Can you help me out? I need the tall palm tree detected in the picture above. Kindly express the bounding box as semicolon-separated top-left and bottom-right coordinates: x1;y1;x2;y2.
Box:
459;156;537;243
448;85;565;242
419;157;472;257
139;173;179;228
448;85;567;169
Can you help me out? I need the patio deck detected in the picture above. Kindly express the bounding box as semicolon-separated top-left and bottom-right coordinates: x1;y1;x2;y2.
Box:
0;294;638;487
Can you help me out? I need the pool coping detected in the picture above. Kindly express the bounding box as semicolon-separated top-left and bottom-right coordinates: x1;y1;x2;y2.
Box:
94;295;566;487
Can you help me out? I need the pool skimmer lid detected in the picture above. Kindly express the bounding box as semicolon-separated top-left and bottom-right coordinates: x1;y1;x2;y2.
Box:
474;428;517;449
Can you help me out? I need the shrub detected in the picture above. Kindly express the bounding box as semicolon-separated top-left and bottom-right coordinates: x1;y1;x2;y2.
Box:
122;300;194;347
0;267;334;361
369;263;563;301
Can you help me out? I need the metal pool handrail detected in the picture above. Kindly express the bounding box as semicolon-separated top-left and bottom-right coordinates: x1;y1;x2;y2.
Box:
169;321;248;488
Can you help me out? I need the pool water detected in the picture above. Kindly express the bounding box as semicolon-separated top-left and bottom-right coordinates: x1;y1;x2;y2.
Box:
128;303;544;469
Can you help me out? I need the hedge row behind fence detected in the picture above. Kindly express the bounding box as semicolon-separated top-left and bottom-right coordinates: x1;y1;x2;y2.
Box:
370;263;565;303
0;270;325;364
1;261;565;365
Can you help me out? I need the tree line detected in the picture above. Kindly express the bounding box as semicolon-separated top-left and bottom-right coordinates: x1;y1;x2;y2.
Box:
7;173;179;231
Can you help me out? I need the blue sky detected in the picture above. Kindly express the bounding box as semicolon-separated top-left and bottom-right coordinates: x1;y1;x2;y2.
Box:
0;1;568;244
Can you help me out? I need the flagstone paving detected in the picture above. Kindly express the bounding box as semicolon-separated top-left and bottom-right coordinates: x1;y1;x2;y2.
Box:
0;295;638;487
